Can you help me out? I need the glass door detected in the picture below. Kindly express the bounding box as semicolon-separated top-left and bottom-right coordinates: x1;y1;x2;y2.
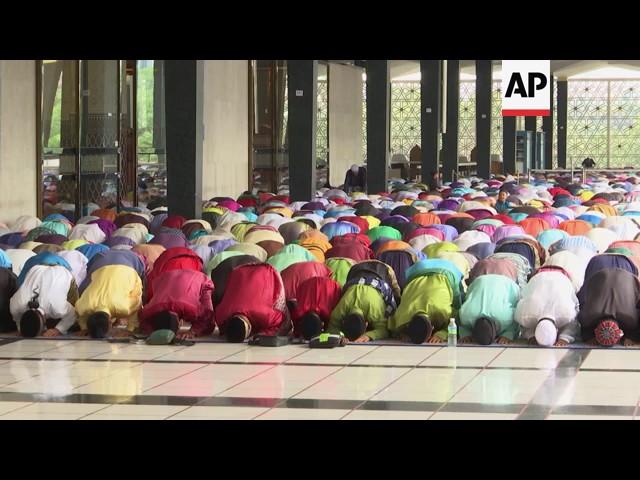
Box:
40;60;79;221
135;60;166;208
118;60;137;208
40;59;166;219
78;60;120;217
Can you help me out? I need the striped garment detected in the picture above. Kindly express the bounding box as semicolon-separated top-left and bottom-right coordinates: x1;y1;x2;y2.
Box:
344;272;397;317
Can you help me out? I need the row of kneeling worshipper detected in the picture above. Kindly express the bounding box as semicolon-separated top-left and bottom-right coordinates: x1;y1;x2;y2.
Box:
2;172;640;347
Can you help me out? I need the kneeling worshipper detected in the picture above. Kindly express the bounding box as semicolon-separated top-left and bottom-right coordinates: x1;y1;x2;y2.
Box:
215;263;291;342
139;269;214;340
75;257;143;338
514;267;580;347
578;267;640;347
389;258;463;344
328;260;400;343
79;249;146;294
10;260;78;337
290;276;343;340
458;274;520;345
0;264;17;332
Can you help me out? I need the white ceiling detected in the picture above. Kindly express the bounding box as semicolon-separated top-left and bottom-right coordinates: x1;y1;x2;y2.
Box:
387;60;640;81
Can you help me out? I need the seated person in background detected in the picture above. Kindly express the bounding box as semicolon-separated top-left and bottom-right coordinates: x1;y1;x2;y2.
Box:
328;260;399;343
578;268;640;347
139;269;214;340
343;164;367;194
10;264;78;337
0;266;18;333
495;190;510;214
428;171;440;192
75;263;143;338
581;157;596;169
390;258;462;344
291;276;342;340
458;274;520;345
215;263;291;343
515;268;579;347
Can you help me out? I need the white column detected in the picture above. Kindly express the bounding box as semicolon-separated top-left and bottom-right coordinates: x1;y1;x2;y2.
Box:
201;60;249;200
328;63;363;187
0;60;37;224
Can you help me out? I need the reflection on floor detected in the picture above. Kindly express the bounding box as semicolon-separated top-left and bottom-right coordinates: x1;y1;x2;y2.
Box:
0;338;636;420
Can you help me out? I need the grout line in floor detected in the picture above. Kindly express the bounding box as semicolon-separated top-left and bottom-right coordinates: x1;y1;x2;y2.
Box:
427;347;508;419
257;346;383;419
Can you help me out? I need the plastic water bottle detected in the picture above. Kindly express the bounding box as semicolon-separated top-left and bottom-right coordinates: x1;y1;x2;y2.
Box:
448;318;457;347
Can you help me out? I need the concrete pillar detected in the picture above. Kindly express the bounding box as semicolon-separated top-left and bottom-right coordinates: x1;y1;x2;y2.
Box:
328;63;363;187
202;60;249;200
0;61;37;224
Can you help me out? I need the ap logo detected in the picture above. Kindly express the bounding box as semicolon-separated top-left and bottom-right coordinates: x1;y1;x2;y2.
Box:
502;60;551;116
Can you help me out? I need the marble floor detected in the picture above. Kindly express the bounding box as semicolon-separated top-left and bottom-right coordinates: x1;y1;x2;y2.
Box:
0;338;636;420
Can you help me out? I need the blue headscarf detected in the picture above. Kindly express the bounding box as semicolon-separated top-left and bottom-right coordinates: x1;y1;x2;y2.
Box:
77;243;110;262
0;250;12;269
17;252;72;287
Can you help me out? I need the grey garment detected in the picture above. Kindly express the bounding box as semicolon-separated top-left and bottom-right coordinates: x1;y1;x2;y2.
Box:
80;250;145;294
343;167;367;194
579;268;640;341
486;252;531;288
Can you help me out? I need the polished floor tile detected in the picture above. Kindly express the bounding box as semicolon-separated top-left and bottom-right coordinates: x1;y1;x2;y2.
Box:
153;344;249;362
88;404;189;417
420;347;503;367
92;344;186;361
0;412;85;420
547;414;632;420
168;406;270;420
2;339;640;420
0;402;33;415
450;369;549;405
372;368;481;403
553;371;640;406
429;412;519;420
144;364;274;397
343;410;433;420
256;408;350;420
223;365;341;398
293;366;410;400
290;346;380;365
489;348;569;369
73;373;169;396
352;346;441;366
222;345;309;364
82;413;170;420
580;350;640;371
8;402;108;415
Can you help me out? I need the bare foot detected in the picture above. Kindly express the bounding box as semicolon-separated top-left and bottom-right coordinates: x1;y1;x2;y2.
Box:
459;336;473;344
427;335;445;344
176;330;195;340
111;329;133;338
497;336;512;345
554;339;569;347
354;335;371;343
73;330;90;337
624;338;640;347
42;328;61;337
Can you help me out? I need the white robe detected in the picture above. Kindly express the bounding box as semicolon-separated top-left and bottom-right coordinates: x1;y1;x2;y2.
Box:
514;271;580;344
57;250;88;287
544;250;590;291
69;223;106;244
10;265;77;334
